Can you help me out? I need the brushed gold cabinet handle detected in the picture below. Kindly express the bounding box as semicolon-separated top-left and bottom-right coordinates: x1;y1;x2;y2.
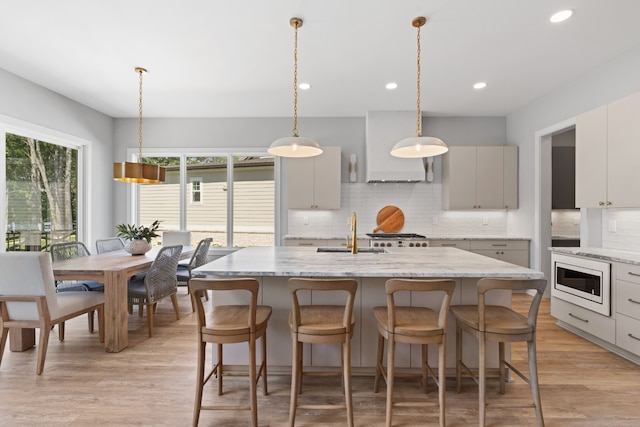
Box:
599;201;605;206
607;201;612;206
569;313;589;323
628;298;640;305
628;272;640;277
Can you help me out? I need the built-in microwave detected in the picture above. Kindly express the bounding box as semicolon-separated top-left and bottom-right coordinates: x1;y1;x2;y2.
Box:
552;253;611;316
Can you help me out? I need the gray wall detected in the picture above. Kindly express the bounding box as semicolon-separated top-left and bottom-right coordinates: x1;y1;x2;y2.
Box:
0;69;114;245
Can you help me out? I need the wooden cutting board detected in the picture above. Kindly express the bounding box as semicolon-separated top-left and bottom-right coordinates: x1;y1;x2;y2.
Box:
373;205;405;233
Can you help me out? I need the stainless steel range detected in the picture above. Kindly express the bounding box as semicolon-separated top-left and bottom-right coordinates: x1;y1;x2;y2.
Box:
367;233;429;248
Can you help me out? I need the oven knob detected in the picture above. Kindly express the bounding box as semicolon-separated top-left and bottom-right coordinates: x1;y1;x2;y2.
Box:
421;242;428;247
409;242;415;247
373;242;378;247
386;242;392;247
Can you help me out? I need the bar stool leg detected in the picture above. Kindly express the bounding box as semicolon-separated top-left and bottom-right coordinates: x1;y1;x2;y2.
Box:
374;334;384;393
529;338;545;427
343;339;354;427
422;343;428;393
289;340;301;427
455;323;463;393
438;338;446;427
479;332;487;427
193;340;206;427
217;343;223;395
261;333;269;395
385;335;395;427
249;334;258;427
499;342;506;394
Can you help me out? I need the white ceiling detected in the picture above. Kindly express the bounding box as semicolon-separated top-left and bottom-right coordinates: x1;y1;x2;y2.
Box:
2;0;640;119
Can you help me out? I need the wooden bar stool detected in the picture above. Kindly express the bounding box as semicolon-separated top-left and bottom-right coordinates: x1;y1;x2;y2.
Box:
189;278;272;427
373;278;456;427
288;278;358;427
449;278;547;427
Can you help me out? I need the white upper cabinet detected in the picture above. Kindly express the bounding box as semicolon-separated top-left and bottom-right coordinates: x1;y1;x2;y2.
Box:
442;146;518;210
576;92;640;208
287;146;341;209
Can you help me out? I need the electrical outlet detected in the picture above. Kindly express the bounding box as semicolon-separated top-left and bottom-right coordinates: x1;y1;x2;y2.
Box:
482;217;489;226
608;219;616;233
303;216;309;225
432;217;438;225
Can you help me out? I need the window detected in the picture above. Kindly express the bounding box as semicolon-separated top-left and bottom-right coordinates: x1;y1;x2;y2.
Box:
4;130;83;252
137;153;275;248
190;178;203;204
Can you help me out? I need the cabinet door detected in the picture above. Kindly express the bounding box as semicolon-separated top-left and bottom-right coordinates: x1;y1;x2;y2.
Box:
575;105;608;207
287;147;341;209
476;146;504;209
607;92;640;208
443;146;477;209
503;146;519;209
312;147;341;209
287;156;316;209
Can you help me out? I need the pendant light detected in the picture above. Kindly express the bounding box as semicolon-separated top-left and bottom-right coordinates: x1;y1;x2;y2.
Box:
268;18;322;158
113;67;166;183
391;17;448;158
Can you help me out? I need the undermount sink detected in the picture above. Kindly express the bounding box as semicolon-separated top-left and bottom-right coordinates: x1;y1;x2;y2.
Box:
316;247;388;254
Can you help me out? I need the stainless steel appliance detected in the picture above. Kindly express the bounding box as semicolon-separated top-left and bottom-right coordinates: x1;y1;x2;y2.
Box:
552;253;611;316
367;233;429;248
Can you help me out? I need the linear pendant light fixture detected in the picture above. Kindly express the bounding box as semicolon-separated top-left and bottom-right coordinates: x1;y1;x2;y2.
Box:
113;67;166;184
391;17;448;158
268;17;322;158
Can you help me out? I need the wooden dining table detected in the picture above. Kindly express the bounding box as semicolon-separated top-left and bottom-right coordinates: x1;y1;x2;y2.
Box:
47;245;194;352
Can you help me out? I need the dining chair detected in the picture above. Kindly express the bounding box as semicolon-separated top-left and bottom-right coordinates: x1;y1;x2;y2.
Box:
50;241;104;333
288;278;358;427
95;237;124;254
177;237;212;311
450;278;547;427
0;252;104;374
127;245;182;337
373;278;456;427
189;277;272;427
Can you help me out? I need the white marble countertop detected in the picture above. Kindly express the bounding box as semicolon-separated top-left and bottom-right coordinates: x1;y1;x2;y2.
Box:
550;247;640;266
195;246;543;278
283;235;531;241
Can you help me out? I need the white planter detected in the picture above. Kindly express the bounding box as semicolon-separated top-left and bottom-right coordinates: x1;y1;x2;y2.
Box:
124;239;152;255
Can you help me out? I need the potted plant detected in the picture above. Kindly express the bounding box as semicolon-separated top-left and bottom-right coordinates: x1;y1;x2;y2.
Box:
116;220;160;255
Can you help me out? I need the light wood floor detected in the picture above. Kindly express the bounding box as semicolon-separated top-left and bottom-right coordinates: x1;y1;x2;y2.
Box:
2;290;640;426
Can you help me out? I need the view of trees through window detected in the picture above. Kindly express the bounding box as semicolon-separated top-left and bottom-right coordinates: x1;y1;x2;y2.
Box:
139;155;274;247
5;133;78;251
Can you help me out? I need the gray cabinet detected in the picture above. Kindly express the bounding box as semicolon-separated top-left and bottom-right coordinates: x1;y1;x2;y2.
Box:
576;92;640;208
429;239;529;268
287;146;341;209
442;146;518;210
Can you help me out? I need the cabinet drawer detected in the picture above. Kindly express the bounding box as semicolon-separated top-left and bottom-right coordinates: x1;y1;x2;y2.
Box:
551;297;615;343
429;240;471;250
616;314;640;356
469;240;529;251
616;280;640;320
616;263;640;285
284;239;323;247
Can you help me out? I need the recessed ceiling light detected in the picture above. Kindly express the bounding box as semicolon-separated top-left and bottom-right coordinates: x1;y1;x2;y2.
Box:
550;9;573;23
385;82;398;90
473;82;487;90
298;82;311;90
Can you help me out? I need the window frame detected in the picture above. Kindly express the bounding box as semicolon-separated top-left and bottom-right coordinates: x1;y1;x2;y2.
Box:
0;114;89;252
128;148;281;248
189;177;203;205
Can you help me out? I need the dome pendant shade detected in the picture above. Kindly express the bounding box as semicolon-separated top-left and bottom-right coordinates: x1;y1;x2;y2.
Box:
391;136;448;158
269;17;322;158
392;17;448;159
268;136;322;158
113;161;166;184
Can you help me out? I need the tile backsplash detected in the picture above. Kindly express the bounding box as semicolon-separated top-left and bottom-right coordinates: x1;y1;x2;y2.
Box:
288;183;508;238
602;209;640;252
551;210;580;238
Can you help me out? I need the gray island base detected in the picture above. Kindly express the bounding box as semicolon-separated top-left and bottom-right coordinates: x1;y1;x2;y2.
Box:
194;246;544;374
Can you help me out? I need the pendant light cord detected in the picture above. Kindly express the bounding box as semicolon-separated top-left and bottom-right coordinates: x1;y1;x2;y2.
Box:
415;22;422;138
292;19;300;137
137;67;145;163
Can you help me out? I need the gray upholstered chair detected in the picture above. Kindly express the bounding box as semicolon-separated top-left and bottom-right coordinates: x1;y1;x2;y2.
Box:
50;241;104;332
0;252;104;374
127;245;182;337
177;238;212;310
95;237;124;254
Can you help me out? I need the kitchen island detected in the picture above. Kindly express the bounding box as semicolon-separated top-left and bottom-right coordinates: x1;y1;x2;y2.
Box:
194;246;544;373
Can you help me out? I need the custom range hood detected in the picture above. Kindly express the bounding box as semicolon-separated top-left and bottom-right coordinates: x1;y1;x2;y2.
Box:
366;111;427;183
